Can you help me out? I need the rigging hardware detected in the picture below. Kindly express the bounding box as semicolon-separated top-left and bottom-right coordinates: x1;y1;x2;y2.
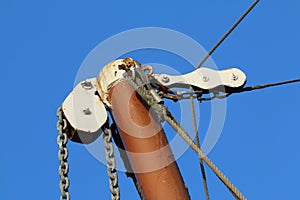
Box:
153;67;246;90
56;107;71;200
57;57;299;199
54;0;300;199
100;59;190;199
102;121;120;200
62;78;107;144
123;66;246;200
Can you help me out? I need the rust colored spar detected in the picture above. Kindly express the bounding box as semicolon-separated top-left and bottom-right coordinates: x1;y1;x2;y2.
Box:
108;80;190;200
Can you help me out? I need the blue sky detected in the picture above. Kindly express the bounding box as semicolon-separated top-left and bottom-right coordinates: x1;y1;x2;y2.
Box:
1;1;300;199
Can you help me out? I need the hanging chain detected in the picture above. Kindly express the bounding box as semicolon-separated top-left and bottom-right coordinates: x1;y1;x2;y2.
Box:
123;70;247;200
56;108;120;200
56;107;71;200
103;124;120;200
110;122;145;200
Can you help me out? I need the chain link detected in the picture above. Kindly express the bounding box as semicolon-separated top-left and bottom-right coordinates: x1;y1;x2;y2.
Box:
110;123;145;200
159;89;232;102
56;107;70;200
103;126;120;200
157;77;300;102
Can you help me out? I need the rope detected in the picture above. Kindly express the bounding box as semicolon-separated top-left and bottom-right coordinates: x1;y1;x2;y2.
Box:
189;86;210;200
163;111;245;200
196;0;260;69
124;73;247;200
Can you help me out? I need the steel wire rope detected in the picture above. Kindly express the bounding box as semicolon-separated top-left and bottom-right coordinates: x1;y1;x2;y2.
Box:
196;0;260;69
189;86;210;200
124;74;247;200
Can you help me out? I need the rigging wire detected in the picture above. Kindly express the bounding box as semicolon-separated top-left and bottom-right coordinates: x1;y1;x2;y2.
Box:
127;67;299;199
232;78;300;94
171;78;300;101
189;86;210;200
196;0;260;69
125;72;247;200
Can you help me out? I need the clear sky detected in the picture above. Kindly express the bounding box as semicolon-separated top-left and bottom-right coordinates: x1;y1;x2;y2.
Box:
1;1;300;200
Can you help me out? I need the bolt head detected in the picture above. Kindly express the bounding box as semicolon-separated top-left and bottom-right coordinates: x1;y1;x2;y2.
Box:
81;81;93;90
202;76;209;82
161;75;169;83
82;108;92;115
232;73;238;81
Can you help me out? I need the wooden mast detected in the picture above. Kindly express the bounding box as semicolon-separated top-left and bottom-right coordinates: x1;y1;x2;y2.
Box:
109;80;189;199
97;59;190;199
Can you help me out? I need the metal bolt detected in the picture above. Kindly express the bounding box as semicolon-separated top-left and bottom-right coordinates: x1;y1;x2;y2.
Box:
202;76;209;82
232;73;238;81
81;81;93;90
161;75;169;83
82;108;92;115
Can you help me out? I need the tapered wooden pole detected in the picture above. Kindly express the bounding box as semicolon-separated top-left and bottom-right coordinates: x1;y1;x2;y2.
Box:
108;80;190;200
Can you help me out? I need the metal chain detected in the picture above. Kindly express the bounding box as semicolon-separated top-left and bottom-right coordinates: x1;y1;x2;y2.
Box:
56;107;71;200
103;125;120;200
110;122;145;200
124;71;247;200
160;77;300;102
158;89;231;102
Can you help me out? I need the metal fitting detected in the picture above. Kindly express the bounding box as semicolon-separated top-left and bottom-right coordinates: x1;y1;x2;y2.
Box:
202;76;209;82
232;73;238;81
96;59;138;107
81;81;93;90
161;75;169;83
82;108;92;115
